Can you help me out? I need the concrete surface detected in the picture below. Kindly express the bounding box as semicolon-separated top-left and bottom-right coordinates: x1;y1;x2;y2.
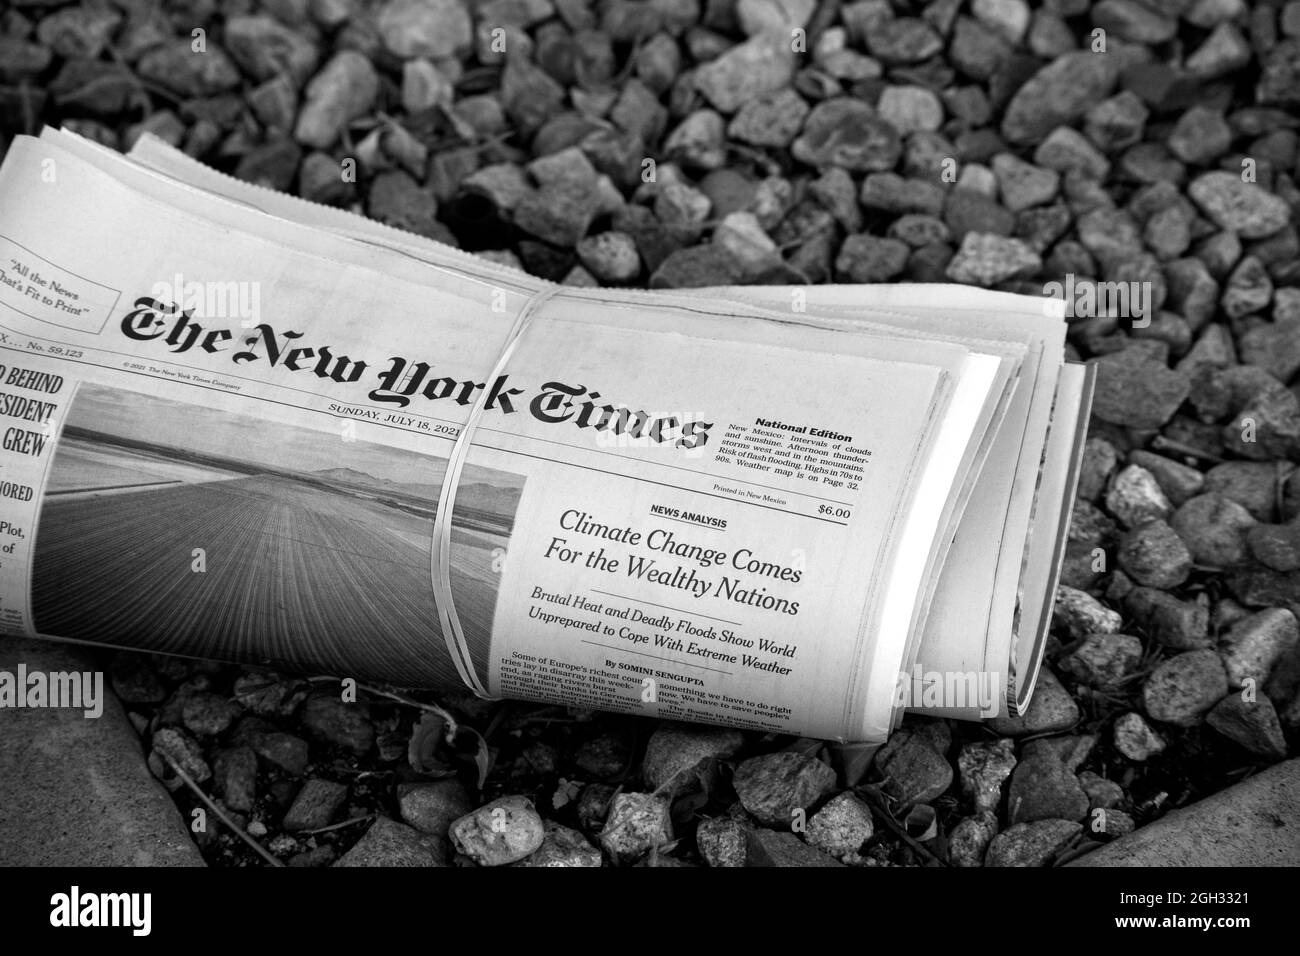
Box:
0;636;204;866
1068;757;1300;866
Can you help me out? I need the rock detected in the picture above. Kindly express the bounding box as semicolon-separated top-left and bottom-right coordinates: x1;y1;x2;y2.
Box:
835;234;910;282
985;819;1082;866
224;14;320;83
1093;0;1177;42
1054;585;1123;638
873;729;953;808
450;796;545;866
514;182;600;247
733;751;838;826
377;0;472;59
335;816;447;866
791;98;902;172
696;815;749;867
1128;451;1205;507
860;173;945;215
574;223;648;278
974;0;1031;43
574;733;632;778
151;728;210;785
1143;649;1230;726
945;233;1041;286
1259;38;1300;107
1106;465;1172;529
575;783;615;833
1170;494;1257;568
600;792;673;863
694;32;796;113
1218;608;1299;689
1002;51;1119;145
1091;807;1137;839
1206;693;1289;759
283;778;348;832
650;245;745;288
463;163;532;212
864;18;943;64
1008;757;1090;823
295;51;380;149
0;638;205;866
664;109;726;169
213;745;259;813
232;673;310;719
1167;105;1232;166
987;667;1079;736
1250;523;1300;572
1188;172;1292;240
736;0;816;35
949;811;999;866
1124;587;1210;649
517;822;602;867
1069;758;1300;865
714;212;783;279
138;40;242;98
876;85;945;134
642;722;744;795
945;189;1016;239
991;153;1060;211
251;730;309;777
398;780;473;836
1078;771;1126;809
1204;461;1281;521
745;828;844;866
301;694;373;755
1022;734;1096;771
957;738;1017;814
35;5;122;60
728;88;811;147
1115;711;1168;762
1186;22;1252;79
806;792;874;856
1060;633;1143;688
1089;348;1190;429
181;692;242;737
1118;519;1193;589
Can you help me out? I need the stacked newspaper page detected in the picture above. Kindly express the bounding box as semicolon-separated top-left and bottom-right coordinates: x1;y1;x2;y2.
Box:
0;127;1092;743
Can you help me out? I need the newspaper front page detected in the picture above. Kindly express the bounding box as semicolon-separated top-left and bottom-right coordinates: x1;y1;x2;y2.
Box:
0;134;1007;742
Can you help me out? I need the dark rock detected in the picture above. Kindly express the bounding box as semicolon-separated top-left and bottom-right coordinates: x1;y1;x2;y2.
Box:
1059;633;1143;688
335;816;447;866
745;828;844;866
1143;649;1230;725
1090;348;1189;429
1206;693;1289;759
733;752;838;826
985;819;1082;866
1008;757;1090;823
873;729;953;808
696;815;749;867
1118;519;1193;589
1124;586;1210;649
283;778;349;831
987;667;1079;736
398;780;474;836
301;694;373;756
213;745;258;813
791;98;902;172
1002;51;1119;145
835;234;910;282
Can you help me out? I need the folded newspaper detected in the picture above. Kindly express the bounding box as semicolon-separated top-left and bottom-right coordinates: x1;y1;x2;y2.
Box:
0;127;1093;743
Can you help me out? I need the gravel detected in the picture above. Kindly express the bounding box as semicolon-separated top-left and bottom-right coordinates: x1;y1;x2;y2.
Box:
12;0;1299;869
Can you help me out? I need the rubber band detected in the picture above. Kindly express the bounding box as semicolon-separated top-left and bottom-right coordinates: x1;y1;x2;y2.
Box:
431;286;559;698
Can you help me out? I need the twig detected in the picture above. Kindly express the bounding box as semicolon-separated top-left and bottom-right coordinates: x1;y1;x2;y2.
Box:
157;751;285;868
297;814;374;836
857;789;948;867
1150;436;1224;464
